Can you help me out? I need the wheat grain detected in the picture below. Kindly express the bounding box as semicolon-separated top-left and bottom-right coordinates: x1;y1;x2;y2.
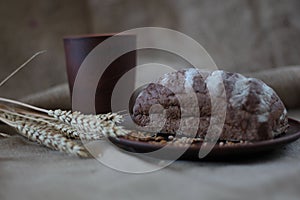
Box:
51;122;104;140
48;110;123;124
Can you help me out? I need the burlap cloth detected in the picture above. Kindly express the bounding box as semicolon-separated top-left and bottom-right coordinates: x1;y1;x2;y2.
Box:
1;66;300;200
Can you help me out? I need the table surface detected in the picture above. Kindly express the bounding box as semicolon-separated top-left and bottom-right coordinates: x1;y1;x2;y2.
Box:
1;112;300;200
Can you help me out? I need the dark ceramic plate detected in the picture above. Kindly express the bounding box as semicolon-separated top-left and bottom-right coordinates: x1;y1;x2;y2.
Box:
109;118;300;161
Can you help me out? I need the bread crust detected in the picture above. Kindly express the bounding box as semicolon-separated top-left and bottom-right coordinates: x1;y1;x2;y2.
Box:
131;69;288;141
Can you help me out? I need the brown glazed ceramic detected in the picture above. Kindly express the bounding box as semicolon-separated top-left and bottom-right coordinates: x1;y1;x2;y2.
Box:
63;34;136;114
109;118;300;161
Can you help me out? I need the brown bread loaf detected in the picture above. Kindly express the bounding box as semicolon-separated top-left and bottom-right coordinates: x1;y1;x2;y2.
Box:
131;69;288;141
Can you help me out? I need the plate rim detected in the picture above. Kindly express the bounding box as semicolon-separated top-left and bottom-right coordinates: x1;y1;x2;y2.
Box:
109;117;300;159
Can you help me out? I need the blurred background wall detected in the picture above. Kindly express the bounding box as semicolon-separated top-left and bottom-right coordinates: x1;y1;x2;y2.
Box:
0;0;299;99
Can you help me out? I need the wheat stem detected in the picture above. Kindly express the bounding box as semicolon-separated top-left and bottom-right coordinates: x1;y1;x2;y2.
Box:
0;50;46;87
0;107;47;123
0;132;11;138
0;97;48;113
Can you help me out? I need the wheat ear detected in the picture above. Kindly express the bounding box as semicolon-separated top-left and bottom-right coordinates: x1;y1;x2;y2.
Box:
0;107;104;140
47;109;129;137
0;113;90;157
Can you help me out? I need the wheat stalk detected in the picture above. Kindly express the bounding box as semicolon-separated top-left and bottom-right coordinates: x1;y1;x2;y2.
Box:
0;132;11;138
0;107;105;140
0;50;46;87
0;98;128;137
0;51;130;157
0;100;129;157
0;113;89;157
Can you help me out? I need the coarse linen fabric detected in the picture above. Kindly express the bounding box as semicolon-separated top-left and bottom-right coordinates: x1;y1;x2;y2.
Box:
1;67;300;200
